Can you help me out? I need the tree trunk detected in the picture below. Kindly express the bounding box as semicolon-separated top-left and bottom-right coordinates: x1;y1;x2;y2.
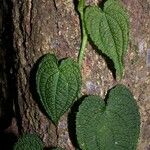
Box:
10;0;150;149
12;0;79;149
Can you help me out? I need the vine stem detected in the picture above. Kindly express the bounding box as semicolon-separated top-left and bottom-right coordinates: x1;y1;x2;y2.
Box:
77;0;88;68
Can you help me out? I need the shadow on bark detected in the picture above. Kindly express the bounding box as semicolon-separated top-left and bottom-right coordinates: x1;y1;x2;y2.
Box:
1;0;20;132
0;131;17;150
68;95;87;149
89;39;116;79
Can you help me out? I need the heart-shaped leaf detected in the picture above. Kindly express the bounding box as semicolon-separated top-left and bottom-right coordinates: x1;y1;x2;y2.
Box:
36;54;81;124
14;134;43;150
76;84;140;150
84;0;129;78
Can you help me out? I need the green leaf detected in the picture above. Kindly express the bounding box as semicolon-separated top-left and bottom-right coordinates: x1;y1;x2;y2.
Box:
84;0;129;78
14;134;43;150
36;54;81;124
76;84;140;150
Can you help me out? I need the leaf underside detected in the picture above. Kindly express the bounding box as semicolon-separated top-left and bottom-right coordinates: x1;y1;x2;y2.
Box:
14;134;43;150
85;0;129;78
36;54;81;124
76;84;140;150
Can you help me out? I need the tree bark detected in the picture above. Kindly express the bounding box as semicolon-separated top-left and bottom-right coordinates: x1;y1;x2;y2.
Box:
11;0;150;149
12;0;79;149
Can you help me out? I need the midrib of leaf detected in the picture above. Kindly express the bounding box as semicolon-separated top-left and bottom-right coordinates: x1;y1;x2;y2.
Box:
106;109;129;132
56;72;69;120
96;122;115;150
104;0;129;55
45;71;59;123
105;12;128;58
105;12;125;57
57;60;80;118
104;13;123;76
95;112;116;150
54;71;60;123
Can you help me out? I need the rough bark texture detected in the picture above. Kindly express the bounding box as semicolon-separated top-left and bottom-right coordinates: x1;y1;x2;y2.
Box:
12;0;79;149
0;0;18;149
11;0;150;149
